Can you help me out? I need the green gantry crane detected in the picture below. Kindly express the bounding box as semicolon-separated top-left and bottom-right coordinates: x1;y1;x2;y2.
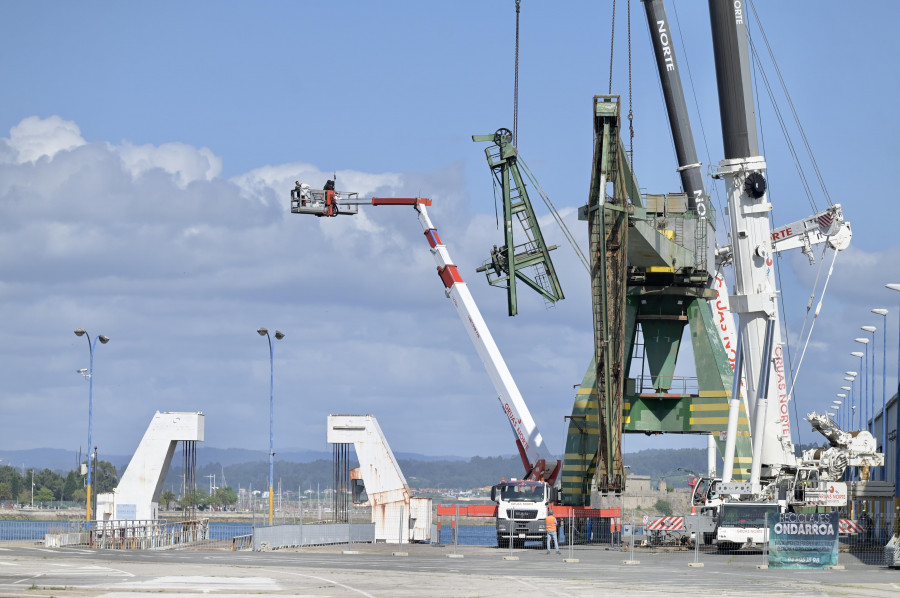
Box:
560;96;752;503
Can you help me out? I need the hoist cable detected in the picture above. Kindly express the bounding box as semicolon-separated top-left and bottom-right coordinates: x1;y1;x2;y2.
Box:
750;37;819;215
518;153;591;274
747;0;832;207
786;247;842;414
754;45;803;448
608;0;616;94
513;0;521;146
626;0;634;161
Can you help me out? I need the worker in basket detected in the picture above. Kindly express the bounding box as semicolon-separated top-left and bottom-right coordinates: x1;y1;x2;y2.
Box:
293;181;311;205
323;179;338;216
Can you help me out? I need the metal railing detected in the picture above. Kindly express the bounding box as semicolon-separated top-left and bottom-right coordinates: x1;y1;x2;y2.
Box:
39;519;211;550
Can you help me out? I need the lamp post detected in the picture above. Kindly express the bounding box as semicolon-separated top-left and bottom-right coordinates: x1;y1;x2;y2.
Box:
886;284;900;498
829;404;838;424
844;374;857;429
872;309;889;480
851;347;866;428
840;387;852;430
854;338;870;432
74;328;109;521
834;397;844;428
862;326;878;435
257;327;285;526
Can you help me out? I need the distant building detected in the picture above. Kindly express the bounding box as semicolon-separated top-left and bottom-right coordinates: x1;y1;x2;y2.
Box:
871;392;898;498
593;474;673;511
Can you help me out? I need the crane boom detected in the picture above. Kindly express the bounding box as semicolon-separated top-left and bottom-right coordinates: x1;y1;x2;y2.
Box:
293;194;559;483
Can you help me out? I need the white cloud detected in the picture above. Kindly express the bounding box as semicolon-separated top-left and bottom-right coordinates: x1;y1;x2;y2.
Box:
1;116;584;460
116;141;222;188
3;115;86;164
6;115;889;463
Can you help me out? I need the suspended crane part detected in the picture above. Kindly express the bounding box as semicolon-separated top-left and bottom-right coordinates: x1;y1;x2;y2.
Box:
96;411;205;521
290;193;559;483
472;128;564;316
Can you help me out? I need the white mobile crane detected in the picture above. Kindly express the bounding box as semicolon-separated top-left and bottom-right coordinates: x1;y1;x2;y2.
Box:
291;192;589;546
639;0;883;551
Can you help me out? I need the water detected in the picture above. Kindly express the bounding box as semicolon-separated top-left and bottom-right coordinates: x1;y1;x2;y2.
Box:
0;521;593;547
0;520;252;542
439;525;573;547
439;524;496;546
207;521;252;540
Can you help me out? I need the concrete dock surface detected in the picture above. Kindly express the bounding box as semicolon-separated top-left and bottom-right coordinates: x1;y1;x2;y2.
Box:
0;542;897;597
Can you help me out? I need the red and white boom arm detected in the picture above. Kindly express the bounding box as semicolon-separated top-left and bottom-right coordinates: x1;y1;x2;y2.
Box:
356;197;560;483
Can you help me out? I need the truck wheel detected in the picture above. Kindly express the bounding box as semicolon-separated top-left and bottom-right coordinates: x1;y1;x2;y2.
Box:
703;532;715;545
717;541;735;553
497;536;509;549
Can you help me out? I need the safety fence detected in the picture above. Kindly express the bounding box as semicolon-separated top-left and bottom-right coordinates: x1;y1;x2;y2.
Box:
432;506;900;569
614;509;900;568
252;521;375;551
1;519;223;550
434;504;621;553
6;503;899;567
40;519;212;550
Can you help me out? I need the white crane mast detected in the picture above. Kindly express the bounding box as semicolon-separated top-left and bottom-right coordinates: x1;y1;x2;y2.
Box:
708;0;798;491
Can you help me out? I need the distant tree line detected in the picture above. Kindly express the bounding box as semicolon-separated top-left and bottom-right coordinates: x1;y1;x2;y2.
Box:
0;462;117;505
1;446;739;505
158;450;712;494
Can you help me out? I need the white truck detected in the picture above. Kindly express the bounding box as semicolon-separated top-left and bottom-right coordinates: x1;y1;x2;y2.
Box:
490;480;559;548
715;501;781;552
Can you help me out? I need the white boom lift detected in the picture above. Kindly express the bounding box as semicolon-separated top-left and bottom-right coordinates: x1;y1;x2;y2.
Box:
294;194;559;483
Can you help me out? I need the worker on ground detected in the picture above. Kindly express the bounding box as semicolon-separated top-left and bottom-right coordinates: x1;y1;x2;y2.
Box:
860;509;873;545
545;508;559;554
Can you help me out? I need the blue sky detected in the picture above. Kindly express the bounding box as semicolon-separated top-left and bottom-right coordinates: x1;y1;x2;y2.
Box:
1;2;898;468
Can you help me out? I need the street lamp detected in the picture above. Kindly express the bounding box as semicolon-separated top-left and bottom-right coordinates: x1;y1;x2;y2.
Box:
829;401;841;425
835;396;846;429
862;326;878;435
844;373;857;429
840;387;852;430
257;327;285;526
854;338;870;432
872;309;889;479
851;347;866;429
886;284;900;498
73;328;109;522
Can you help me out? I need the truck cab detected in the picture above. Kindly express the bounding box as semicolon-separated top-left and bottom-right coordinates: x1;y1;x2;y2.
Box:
716;501;782;551
490;480;557;548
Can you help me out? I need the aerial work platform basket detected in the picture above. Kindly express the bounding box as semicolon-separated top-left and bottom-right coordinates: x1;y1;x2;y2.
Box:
290;186;359;217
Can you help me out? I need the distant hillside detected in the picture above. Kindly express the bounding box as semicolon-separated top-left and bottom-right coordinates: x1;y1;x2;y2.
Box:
5;446;716;491
0;446;468;477
162;449;711;493
623;447;708;481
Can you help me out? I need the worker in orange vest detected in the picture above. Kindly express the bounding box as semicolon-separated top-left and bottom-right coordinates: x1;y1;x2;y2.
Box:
545;508;559;554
